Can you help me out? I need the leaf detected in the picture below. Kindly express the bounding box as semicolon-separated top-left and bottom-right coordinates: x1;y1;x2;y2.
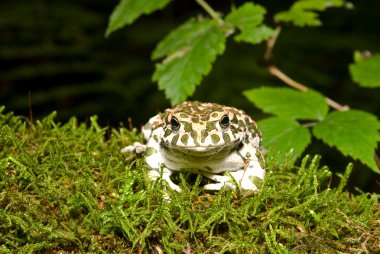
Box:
313;110;380;172
225;3;274;44
152;19;225;105
244;87;328;120
274;0;346;27
152;18;217;60
226;3;266;28
292;0;346;10
258;117;311;163
234;25;275;44
106;0;171;36
349;54;380;88
275;9;321;27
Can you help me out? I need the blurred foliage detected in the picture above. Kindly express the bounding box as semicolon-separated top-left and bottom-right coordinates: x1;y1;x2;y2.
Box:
0;0;379;190
350;52;380;88
0;0;168;126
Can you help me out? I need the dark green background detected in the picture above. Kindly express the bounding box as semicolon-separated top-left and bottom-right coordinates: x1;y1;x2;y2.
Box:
0;0;379;191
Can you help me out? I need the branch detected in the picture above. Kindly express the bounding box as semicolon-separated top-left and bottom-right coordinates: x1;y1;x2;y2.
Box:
265;26;378;170
375;154;380;169
195;0;224;26
265;26;281;63
265;26;350;112
268;65;350;111
268;65;307;92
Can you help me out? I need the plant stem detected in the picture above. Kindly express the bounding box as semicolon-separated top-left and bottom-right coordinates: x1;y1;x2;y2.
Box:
265;26;350;112
265;26;281;63
268;65;307;92
195;0;224;26
268;65;350;111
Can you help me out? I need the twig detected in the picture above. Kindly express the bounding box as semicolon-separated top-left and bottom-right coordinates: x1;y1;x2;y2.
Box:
325;98;350;111
195;0;224;26
232;190;254;205
269;65;350;111
375;154;380;168
268;65;307;92
265;26;350;112
265;26;282;63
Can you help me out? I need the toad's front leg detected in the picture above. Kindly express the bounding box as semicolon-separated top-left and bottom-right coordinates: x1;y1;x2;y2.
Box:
203;173;236;190
203;150;265;192
237;146;265;192
229;159;265;192
145;145;181;192
148;167;181;192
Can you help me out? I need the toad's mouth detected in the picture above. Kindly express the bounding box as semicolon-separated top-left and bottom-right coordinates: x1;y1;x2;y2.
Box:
161;140;240;156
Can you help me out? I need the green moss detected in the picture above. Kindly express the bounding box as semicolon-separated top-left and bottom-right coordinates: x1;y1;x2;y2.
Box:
0;107;378;253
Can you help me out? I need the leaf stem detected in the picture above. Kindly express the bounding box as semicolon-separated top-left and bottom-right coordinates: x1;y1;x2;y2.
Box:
302;122;317;128
375;154;380;168
268;65;307;92
268;65;350;111
195;0;224;26
265;26;281;63
265;26;350;112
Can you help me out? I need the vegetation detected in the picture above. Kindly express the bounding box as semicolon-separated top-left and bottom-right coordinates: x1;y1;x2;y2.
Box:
107;0;380;173
1;0;379;252
1;108;379;253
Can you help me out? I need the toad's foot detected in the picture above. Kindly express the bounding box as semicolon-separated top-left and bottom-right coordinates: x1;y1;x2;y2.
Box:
148;168;182;192
203;173;236;190
121;141;146;154
203;166;264;192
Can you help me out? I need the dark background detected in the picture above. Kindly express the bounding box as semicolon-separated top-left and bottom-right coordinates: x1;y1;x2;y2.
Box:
0;0;379;191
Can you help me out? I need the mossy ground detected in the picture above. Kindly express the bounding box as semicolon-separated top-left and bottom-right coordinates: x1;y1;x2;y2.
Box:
0;107;379;253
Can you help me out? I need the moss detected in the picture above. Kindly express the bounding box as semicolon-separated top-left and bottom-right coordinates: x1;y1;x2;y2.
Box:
0;107;379;253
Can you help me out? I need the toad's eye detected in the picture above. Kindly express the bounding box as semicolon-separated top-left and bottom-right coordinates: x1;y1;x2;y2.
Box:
170;116;180;131
219;114;230;128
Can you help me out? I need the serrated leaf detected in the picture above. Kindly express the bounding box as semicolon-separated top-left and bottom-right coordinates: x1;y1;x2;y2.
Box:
313;110;380;172
258;117;311;163
152;19;225;105
234;25;275;44
275;9;321;27
274;0;346;27
106;0;171;36
226;3;266;27
244;87;328;120
293;0;345;10
152;18;215;60
349;54;380;88
225;3;274;44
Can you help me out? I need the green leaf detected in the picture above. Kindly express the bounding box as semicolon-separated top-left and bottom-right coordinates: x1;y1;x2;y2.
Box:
152;19;225;105
292;0;346;10
313;110;380;172
244;87;328;120
275;9;321;27
353;50;369;63
226;3;265;28
274;0;346;27
349;54;380;88
152;18;217;60
258;117;311;163
226;3;274;44
106;0;171;36
234;25;275;44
